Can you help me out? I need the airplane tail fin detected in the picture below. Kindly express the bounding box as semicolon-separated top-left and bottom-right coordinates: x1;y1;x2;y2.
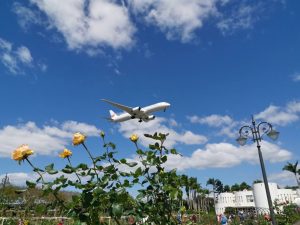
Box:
109;110;117;119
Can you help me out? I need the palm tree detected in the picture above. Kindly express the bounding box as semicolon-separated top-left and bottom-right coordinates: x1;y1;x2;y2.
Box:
283;161;300;188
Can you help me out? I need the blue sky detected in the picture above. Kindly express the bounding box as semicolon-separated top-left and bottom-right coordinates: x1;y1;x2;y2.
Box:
0;0;300;190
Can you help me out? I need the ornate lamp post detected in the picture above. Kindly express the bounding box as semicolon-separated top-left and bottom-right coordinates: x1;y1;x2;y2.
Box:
236;116;279;225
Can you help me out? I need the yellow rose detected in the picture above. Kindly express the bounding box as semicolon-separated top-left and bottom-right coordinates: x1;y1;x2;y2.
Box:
130;134;139;143
59;148;72;158
12;144;34;161
73;132;86;145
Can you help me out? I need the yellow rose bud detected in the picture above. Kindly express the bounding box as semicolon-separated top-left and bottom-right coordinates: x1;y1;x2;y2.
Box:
130;134;139;143
73;132;86;146
59;148;72;158
12;144;34;161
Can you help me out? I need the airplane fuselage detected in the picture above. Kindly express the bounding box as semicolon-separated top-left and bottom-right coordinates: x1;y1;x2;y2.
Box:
102;100;170;123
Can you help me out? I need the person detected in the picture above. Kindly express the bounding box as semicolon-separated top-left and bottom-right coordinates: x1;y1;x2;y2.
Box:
220;214;228;225
57;219;64;225
177;212;182;224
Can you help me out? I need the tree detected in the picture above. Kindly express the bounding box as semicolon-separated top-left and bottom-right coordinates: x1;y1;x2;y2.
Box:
206;178;223;194
239;182;251;190
283;161;300;188
231;183;240;192
223;185;230;192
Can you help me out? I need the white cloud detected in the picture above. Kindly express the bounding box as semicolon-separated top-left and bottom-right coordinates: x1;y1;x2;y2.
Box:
217;3;258;34
118;117;207;148
164;141;292;171
30;0;135;52
0;37;45;74
12;2;43;30
255;101;300;126
0;172;37;187
188;114;233;127
292;73;300;82
269;171;298;187
16;46;33;64
0;172;83;187
0;121;100;157
130;0;218;42
14;0;273;51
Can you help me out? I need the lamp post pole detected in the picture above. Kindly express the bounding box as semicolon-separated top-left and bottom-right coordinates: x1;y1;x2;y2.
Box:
237;116;279;225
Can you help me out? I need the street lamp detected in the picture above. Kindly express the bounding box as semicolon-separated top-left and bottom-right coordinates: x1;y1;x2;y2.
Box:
236;116;279;225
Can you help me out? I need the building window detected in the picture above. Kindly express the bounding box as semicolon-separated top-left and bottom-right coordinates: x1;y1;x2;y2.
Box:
246;195;254;202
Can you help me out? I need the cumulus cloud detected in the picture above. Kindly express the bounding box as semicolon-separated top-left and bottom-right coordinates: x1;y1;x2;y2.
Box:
188;114;233;127
164;140;292;171
188;100;300;140
29;0;135;52
0;121;100;157
269;171;298;187
187;114;240;138
118;117;207;148
0;37;45;74
14;0;272;52
0;172;82;187
130;0;218;42
255;101;300;126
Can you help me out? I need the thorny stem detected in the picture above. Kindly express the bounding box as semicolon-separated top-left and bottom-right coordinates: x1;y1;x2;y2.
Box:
67;156;81;183
82;142;99;181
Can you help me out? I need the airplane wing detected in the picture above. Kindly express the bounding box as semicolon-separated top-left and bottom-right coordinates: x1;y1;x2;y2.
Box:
101;99;133;114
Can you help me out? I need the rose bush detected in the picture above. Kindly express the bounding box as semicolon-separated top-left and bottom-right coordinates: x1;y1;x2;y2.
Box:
13;132;186;225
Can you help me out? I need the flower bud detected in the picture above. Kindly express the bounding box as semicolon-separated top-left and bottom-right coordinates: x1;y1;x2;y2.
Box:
100;131;105;138
130;134;139;143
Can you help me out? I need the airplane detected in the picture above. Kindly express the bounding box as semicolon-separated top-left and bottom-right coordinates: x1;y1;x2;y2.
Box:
101;99;171;123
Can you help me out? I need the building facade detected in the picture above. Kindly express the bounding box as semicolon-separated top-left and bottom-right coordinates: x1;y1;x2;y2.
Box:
214;183;299;215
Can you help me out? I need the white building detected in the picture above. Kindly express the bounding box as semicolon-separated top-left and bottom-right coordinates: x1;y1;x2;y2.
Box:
214;183;299;215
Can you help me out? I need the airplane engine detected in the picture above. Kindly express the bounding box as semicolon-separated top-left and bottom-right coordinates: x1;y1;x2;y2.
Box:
132;107;141;112
147;115;155;120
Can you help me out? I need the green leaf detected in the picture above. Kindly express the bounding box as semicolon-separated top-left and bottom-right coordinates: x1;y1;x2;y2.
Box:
136;149;144;155
127;162;138;167
48;170;58;175
45;163;54;171
45;163;58;174
123;179;130;187
170;189;179;199
112;203;123;218
134;167;142;177
76;163;88;170
120;158;127;164
170;149;177;154
33;168;44;172
161;155;167;163
62;168;73;174
26;180;36;188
